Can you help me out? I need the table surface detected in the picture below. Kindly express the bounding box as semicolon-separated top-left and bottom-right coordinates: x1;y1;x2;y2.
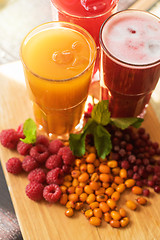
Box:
0;0;160;239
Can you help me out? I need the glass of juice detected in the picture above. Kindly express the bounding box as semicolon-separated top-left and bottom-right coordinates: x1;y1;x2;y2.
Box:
99;10;160;118
50;0;119;81
20;22;96;140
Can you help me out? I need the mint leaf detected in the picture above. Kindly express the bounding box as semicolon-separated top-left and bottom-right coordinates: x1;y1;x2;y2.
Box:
69;119;97;156
111;117;143;130
20;118;37;144
94;125;112;159
91;100;110;126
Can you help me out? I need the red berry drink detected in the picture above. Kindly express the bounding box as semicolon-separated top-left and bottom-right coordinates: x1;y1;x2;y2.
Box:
100;10;160;117
50;0;119;80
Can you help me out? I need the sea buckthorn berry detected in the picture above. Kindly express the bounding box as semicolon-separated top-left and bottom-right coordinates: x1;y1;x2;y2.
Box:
75;186;83;195
85;209;93;219
95;187;105;195
111;191;120;202
79;182;87;187
64;175;72;182
111;211;121;221
71;170;80;178
87;164;95;174
99;202;110;213
132;186;143;195
116;183;126;193
110;219;120;228
86;194;96;204
112;167;120;176
94;159;100;167
120;217;129;227
99;157;107;162
84;185;94;194
78;172;89;182
136;197;147;205
66;200;75;209
86;153;96;163
96;194;108;202
114;176;124;184
126;200;137;210
90;181;101;190
75;159;81;168
119;208;127;217
99;173;110;182
88;146;96;153
107;160;118;168
63;181;72;188
67;186;75;194
60;185;67;193
119;169;127;179
90;201;99;210
59;193;68;205
91;172;99;182
79;193;88;202
93;208;103;218
99;164;110;174
65;208;74;217
75;202;83;210
72;178;79;187
68;193;79;203
125;179;135;188
111;182;118;189
104;212;111;223
107;199;116;209
80;163;87;172
89;217;101;226
105;187;114;196
102;182;110;189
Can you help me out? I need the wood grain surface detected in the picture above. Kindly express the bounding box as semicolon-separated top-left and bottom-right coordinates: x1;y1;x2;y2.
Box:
0;69;160;240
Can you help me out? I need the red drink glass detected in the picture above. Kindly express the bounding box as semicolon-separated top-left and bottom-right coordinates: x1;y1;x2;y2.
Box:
100;10;160;118
50;0;119;80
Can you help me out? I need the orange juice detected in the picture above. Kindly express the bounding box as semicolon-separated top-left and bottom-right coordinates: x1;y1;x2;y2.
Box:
20;22;96;139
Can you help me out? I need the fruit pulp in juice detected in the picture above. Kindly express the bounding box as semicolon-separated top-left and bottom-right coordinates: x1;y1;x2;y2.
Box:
21;25;95;137
51;0;119;75
100;10;160;117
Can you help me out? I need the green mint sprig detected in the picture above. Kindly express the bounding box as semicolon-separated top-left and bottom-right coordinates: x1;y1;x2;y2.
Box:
69;100;143;159
20;118;37;144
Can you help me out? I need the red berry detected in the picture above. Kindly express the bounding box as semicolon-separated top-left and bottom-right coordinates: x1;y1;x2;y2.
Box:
45;154;62;169
62;164;71;174
0;129;19;149
36;135;49;147
58;146;75;165
46;168;64;185
25;182;44;201
22;155;39;172
17;141;32;156
16;123;25;139
49;139;64;154
43;184;61;203
28;168;46;183
30;144;49;163
6;157;23;174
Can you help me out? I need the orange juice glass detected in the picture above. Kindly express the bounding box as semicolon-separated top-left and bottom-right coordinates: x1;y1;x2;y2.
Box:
20;22;96;140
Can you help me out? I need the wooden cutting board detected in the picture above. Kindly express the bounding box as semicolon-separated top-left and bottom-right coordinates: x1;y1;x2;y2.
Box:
0;68;160;240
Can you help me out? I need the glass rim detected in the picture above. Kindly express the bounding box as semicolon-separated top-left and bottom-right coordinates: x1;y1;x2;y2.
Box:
99;9;160;68
20;21;97;82
51;0;119;19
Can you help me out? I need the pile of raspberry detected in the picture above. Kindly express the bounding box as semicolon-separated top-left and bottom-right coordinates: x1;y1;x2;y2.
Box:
0;126;75;203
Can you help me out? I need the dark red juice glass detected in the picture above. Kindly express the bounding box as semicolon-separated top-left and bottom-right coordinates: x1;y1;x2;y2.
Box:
100;10;160;117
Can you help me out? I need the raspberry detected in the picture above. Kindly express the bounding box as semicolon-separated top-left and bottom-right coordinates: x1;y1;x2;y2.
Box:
45;154;62;170
6;157;23;174
62;164;71;174
49;139;64;154
43;184;61;203
0;129;19;150
36;135;49;147
28;168;46;183
30;144;49;163
58;146;75;165
16;123;25;139
25;182;44;201
22;155;39;172
17;141;32;156
46;168;64;185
